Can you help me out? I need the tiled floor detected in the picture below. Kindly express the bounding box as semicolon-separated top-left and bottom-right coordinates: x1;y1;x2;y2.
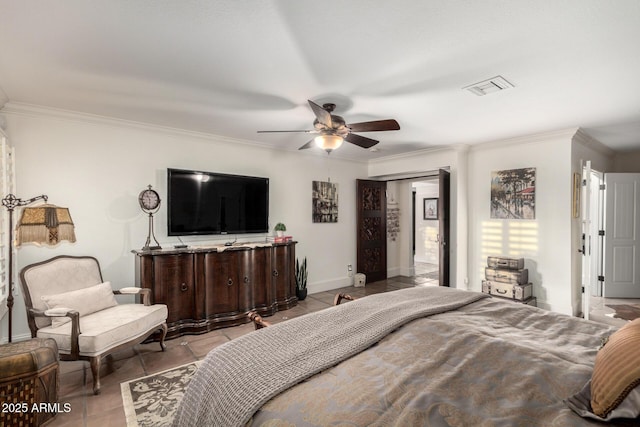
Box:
47;271;637;426
413;261;439;286
589;294;640;328
49;276;420;426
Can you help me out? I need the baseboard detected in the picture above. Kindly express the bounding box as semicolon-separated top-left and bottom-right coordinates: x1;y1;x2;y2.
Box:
387;267;402;277
399;266;414;277
308;276;354;294
0;332;33;345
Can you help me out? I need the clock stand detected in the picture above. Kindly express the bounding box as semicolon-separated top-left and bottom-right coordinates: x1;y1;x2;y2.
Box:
138;185;162;251
143;211;161;251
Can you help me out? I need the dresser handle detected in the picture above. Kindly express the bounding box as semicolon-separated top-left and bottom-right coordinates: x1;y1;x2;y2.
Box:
272;269;279;277
227;278;233;286
244;276;249;283
496;288;507;294
180;283;188;292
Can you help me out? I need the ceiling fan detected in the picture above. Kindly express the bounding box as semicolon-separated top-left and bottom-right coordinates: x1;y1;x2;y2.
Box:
257;100;400;153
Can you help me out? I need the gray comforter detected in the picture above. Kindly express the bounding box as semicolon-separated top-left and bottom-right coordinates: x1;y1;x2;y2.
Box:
174;287;626;426
173;286;487;426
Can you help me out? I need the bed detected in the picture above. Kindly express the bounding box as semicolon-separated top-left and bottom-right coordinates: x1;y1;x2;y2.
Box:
173;286;640;426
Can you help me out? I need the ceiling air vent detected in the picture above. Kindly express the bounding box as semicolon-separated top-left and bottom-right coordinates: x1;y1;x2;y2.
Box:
464;76;514;96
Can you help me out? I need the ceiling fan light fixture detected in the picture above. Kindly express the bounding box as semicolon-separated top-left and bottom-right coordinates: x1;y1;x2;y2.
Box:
314;134;343;152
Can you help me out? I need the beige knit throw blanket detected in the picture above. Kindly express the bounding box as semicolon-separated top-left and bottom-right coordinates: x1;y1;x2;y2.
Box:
173;286;488;427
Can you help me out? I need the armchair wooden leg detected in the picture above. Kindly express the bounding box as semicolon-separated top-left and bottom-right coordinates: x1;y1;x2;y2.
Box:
90;356;101;395
158;323;168;351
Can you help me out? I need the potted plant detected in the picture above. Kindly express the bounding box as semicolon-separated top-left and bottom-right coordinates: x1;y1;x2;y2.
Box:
274;222;286;237
295;257;308;301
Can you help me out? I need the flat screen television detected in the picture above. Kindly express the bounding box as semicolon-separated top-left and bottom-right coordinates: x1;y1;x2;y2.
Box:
167;168;269;236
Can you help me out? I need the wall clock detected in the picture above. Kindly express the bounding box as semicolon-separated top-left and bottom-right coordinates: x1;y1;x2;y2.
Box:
139;185;162;251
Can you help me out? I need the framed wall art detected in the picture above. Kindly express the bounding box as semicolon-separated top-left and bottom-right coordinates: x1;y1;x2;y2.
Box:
572;172;580;218
490;167;536;219
312;180;338;223
423;198;438;220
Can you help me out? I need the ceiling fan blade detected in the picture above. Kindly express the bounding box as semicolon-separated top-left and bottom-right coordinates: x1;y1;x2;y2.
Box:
298;140;315;150
308;100;333;128
257;130;317;134
345;133;379;149
347;119;400;132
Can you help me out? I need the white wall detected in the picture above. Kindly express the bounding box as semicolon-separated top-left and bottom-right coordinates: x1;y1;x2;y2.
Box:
468;130;576;314
1;107;368;341
385;179;423;279
613;150;640;172
385;180;402;277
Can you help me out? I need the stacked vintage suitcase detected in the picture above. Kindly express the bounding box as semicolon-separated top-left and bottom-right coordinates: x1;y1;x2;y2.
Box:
482;256;536;306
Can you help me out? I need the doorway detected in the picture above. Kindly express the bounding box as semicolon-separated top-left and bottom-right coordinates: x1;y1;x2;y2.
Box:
586;169;640;323
356;169;450;286
412;180;440;285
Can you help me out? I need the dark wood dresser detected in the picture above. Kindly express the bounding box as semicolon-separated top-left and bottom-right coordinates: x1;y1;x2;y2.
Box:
133;242;297;339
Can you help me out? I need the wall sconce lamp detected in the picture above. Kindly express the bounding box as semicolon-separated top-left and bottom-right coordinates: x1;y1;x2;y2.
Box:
2;193;76;342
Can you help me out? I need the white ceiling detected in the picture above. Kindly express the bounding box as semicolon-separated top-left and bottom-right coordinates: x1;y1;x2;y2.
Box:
1;0;640;161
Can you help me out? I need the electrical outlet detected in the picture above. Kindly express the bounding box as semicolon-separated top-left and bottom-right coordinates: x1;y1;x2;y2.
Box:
347;264;353;277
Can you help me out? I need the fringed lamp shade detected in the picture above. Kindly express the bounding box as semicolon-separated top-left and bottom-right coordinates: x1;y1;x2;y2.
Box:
16;204;76;246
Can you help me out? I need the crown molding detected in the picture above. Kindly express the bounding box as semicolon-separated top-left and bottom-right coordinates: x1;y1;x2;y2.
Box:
370;128;582;165
573;128;615;157
368;145;457;164
1;101;274;147
0;102;369;163
468;128;580;152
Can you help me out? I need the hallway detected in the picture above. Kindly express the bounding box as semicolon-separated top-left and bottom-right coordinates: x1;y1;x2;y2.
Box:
413;261;439;286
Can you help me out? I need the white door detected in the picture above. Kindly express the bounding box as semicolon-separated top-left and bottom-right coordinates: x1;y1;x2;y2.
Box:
581;162;592;319
591;171;604;297
603;173;640;298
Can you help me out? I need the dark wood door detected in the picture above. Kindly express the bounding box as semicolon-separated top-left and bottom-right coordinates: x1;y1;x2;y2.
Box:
439;169;451;286
203;251;241;316
243;246;273;313
357;179;387;283
272;243;296;309
151;254;195;324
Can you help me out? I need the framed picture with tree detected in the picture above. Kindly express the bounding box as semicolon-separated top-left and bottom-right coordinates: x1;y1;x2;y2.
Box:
490;167;536;219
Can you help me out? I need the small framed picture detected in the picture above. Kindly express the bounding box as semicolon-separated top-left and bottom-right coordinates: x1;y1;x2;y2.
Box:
423;198;438;220
572;173;581;218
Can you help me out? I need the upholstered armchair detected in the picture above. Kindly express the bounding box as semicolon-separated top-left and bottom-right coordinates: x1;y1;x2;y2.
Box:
19;255;168;394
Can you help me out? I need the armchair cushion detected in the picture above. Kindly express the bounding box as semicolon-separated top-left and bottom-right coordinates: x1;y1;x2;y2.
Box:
36;303;168;357
41;282;117;328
